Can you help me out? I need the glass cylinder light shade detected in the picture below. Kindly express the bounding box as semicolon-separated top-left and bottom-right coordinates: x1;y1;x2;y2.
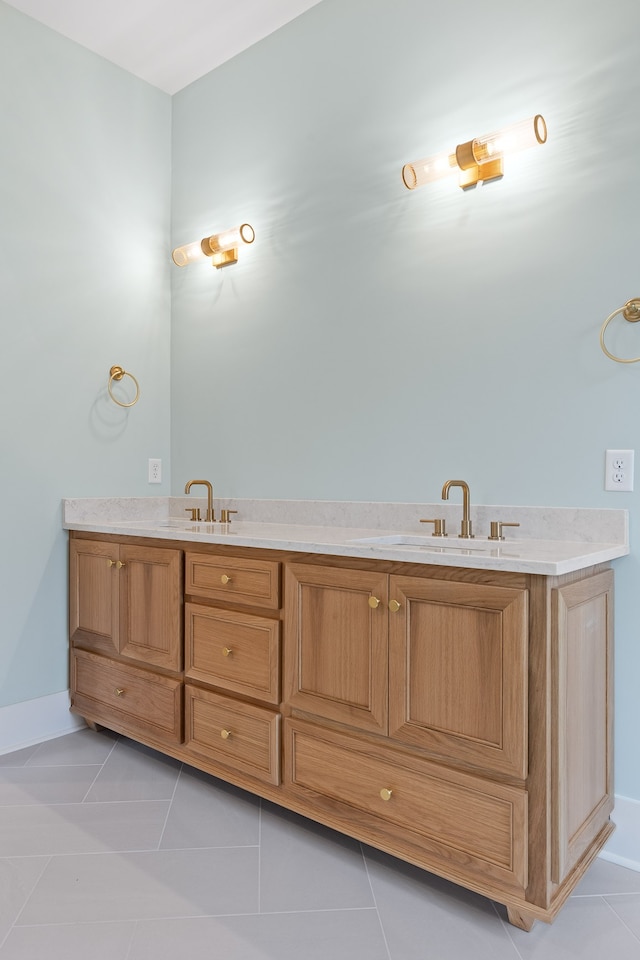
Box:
206;223;255;255
171;239;209;267
402;150;457;190
471;115;547;165
172;224;255;266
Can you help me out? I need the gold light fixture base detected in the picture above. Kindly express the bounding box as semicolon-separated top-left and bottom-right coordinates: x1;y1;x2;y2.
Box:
211;248;238;268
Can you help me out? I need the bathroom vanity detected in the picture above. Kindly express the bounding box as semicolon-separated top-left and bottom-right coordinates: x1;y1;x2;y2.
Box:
64;498;628;930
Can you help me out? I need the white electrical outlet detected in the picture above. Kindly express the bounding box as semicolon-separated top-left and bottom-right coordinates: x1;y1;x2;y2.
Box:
148;458;162;484
605;449;634;491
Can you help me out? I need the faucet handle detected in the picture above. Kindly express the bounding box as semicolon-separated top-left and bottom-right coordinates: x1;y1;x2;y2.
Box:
488;521;520;541
220;509;238;524
185;508;201;521
420;518;447;537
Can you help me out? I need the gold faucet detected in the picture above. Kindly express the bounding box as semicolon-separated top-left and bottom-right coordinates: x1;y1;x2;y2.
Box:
442;479;474;539
185;479;216;522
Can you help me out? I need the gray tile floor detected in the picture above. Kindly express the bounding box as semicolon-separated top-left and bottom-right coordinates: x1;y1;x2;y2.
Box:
1;729;639;959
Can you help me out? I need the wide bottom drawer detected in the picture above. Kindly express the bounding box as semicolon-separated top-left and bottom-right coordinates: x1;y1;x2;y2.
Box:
71;649;183;743
184;685;281;785
285;718;527;892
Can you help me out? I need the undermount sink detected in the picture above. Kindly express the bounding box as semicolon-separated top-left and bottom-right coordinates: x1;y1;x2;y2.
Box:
158;519;218;529
350;534;497;552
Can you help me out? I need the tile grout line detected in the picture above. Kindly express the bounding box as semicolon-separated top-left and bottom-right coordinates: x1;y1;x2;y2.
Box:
491;900;528;960
359;844;393;960
602;895;640;944
156;761;185;851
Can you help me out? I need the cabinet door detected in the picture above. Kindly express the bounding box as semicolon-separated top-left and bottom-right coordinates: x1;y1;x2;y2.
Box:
285;563;389;733
389;576;528;778
118;544;183;672
69;538;119;651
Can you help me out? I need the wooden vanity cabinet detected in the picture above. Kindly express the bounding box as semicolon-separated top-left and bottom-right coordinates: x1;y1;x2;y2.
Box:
284;563;528;778
183;550;282;786
68;532;614;931
283;559;614;930
69;535;183;744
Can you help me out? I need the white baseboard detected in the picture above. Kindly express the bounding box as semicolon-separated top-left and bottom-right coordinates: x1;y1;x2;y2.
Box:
601;795;640;872
0;691;85;755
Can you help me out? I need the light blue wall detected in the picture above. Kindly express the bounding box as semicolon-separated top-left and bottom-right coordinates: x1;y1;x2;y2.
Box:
0;3;172;706
171;0;640;799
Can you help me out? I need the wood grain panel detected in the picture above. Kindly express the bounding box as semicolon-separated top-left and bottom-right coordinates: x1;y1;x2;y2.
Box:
389;575;528;778
71;649;182;743
186;553;280;609
286;718;527;891
552;569;614;881
185;685;280;785
185;602;280;703
69;539;119;652
284;563;389;732
119;545;183;671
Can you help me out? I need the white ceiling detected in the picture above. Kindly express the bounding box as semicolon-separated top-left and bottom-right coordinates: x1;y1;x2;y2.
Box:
4;0;325;94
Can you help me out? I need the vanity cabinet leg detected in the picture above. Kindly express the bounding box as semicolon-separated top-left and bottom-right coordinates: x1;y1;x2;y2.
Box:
506;907;535;931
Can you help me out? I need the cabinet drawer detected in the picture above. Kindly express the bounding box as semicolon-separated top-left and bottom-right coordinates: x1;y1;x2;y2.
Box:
71;650;182;743
186;553;280;609
285;719;527;892
185;603;280;704
185;685;280;785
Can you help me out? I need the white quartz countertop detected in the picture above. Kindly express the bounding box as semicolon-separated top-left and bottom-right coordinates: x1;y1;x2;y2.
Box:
63;498;630;576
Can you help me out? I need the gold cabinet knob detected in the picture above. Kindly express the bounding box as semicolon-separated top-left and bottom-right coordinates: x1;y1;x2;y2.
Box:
368;596;381;609
388;599;401;613
222;647;233;657
220;729;232;740
380;788;393;801
116;560;126;569
107;558;115;567
221;574;231;585
114;688;125;697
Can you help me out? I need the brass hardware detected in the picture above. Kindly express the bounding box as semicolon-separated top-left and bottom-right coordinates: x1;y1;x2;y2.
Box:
402;115;547;192
114;688;125;697
600;299;640;363
107;366;140;407
185;479;215;522
107;558;115;567
419;518;447;537
442;479;474;538
220;509;238;523
185;507;200;521
221;574;231;585
222;647;233;657
368;596;381;609
172;224;255;270
116;560;126;569
220;729;232;740
389;599;401;613
456;139;504;188
380;788;393;801
211;249;238;268
488;521;521;541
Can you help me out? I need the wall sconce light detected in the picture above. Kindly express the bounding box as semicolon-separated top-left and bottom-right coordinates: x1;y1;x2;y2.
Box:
172;223;255;268
402;115;547;190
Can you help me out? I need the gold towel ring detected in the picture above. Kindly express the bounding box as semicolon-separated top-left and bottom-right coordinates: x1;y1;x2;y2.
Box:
600;299;640;363
108;365;140;407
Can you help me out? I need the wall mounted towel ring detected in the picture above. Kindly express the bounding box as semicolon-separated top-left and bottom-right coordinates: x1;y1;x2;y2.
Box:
599;298;640;363
108;365;140;407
